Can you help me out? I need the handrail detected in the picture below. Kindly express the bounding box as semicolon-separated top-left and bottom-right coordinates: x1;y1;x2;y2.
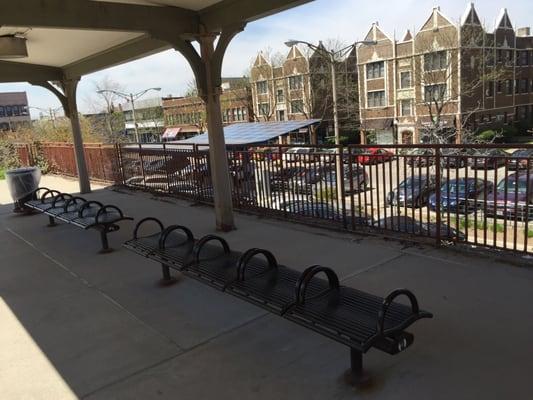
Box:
95;205;124;225
295;264;340;305
158;225;194;249
192;234;230;263
133;217;164;239
77;201;104;218
376;289;420;336
236;248;278;281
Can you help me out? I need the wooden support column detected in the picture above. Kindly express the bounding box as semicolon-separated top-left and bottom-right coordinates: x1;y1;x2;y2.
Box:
32;79;91;194
171;24;244;231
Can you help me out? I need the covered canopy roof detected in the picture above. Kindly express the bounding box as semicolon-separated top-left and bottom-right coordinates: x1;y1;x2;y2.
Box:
175;120;321;145
0;0;312;82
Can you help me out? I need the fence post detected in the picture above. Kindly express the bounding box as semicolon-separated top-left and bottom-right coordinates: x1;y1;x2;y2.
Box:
339;144;347;229
163;142;171;194
116;143;125;185
434;145;441;247
138;143;146;190
193;144;202;202
278;145;287;219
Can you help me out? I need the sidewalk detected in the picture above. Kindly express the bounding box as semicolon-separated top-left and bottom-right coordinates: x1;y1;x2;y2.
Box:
0;181;532;399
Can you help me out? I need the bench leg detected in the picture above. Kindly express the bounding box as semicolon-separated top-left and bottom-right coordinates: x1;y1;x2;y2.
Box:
47;216;57;227
98;230;113;254
345;348;372;388
158;263;178;286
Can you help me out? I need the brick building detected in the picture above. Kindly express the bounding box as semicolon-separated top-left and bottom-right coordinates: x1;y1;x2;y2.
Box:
250;45;359;144
357;5;533;144
162;78;252;141
0;91;31;132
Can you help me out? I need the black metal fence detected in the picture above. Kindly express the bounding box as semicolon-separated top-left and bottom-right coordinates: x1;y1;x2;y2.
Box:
117;142;533;255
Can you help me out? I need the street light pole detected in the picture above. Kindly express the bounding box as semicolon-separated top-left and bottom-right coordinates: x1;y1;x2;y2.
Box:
284;39;376;203
97;87;161;143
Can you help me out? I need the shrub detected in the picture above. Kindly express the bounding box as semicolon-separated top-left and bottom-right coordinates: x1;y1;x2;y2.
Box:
0;139;21;171
476;130;496;141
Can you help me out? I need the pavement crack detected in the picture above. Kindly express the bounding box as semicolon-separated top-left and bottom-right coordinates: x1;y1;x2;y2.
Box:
340;253;404;283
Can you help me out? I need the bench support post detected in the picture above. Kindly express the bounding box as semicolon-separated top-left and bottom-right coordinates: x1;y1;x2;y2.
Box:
346;348;371;388
47;216;57;227
159;263;178;286
99;230;112;254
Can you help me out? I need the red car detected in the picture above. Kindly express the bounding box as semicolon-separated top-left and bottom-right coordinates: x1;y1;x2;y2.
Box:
356;148;394;165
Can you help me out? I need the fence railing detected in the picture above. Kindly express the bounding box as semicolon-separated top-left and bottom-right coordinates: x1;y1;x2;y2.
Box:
16;142;121;183
116;142;533;255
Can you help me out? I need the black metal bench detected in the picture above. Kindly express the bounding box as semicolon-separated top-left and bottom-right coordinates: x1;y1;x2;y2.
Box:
24;187;133;253
123;218;432;385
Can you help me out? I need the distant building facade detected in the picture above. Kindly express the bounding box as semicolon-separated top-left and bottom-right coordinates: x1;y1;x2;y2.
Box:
250;45;359;144
0;92;31;131
120;97;164;142
162;78;253;141
357;5;533;144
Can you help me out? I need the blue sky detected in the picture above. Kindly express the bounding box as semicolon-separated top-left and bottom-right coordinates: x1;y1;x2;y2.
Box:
1;0;531;118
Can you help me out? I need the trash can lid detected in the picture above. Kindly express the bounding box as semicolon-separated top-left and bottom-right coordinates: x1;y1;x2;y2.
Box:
6;167;40;176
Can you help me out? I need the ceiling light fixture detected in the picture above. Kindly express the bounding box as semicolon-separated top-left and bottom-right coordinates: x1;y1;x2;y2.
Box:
0;35;28;59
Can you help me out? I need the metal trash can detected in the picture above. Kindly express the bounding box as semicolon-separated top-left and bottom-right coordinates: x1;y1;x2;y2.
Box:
5;167;42;213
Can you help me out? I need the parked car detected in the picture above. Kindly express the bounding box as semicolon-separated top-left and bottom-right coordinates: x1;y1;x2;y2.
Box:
387;175;436;208
486;172;533;220
269;166;301;191
314;164;369;194
406;148;434;167
441;148;473;168
508;149;533;170
377;215;465;241
428;178;493;213
282;200;343;222
356;148;394;165
468;149;508;169
282;147;317;163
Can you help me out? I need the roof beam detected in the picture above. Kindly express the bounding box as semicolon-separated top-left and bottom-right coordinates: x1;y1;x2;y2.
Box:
0;0;199;37
199;0;313;31
0;61;64;82
63;35;171;79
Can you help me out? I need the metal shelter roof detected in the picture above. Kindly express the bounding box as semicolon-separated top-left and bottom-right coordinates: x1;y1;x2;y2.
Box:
0;0;312;82
174;119;321;145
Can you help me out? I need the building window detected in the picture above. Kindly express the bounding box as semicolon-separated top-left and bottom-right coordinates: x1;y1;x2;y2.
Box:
290;100;304;114
485;50;494;66
485;81;494;97
288;75;303;90
400;71;411;89
515;79;520;94
5;106;12;117
517;106;527;120
497;50;503;63
367;91;385;107
519;79;528;93
424;84;447;102
256;81;268;94
496;80;503;93
0;106;4;117
237;108;243;121
366;61;385;79
258;103;270;116
276;89;284;103
505;50;513;65
506;79;513;95
518;51;529;66
400;99;412;116
424;51;447;71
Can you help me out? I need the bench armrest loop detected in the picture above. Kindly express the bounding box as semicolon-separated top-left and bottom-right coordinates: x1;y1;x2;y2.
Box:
133;217;164;239
52;193;73;208
237;248;278;281
42;189;61;203
377;289;420;335
295;265;340;305
193;235;230;263
63;197;87;212
78;201;104;218
158;225;194;249
95;205;124;225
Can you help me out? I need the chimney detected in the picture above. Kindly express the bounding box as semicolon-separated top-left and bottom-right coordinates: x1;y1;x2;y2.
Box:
517;27;531;37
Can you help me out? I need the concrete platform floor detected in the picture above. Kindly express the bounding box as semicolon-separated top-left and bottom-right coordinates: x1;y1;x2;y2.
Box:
0;184;532;399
